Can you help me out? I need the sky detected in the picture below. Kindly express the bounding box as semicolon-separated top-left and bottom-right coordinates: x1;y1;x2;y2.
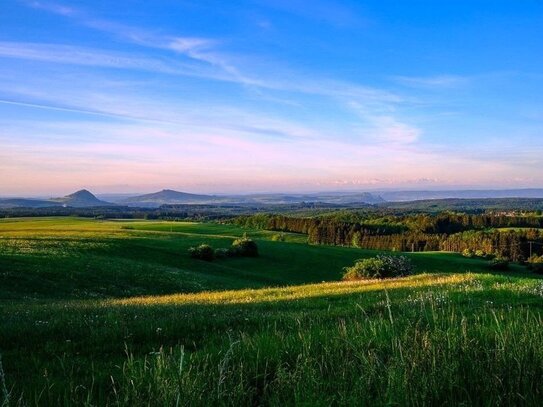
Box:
1;0;543;196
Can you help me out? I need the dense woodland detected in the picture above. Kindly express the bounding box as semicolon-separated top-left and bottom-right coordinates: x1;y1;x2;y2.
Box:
233;213;543;261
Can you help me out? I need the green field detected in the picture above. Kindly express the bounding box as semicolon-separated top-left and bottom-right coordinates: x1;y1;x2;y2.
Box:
1;217;543;405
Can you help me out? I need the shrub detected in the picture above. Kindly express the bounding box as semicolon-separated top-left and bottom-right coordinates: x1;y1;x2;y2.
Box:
488;257;509;271
188;244;215;261
475;249;486;258
527;255;543;274
462;249;475;258
343;258;385;280
231;235;259;257
343;255;414;280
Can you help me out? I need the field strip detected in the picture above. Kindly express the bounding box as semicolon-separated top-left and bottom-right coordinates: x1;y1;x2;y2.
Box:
0;227;240;240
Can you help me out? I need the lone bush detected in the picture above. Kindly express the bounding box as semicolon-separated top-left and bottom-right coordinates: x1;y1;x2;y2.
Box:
462;249;475;258
231;235;259;257
188;244;215;261
343;255;414;280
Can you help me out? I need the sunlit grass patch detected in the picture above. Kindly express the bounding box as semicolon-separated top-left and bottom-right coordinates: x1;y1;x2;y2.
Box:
111;273;475;307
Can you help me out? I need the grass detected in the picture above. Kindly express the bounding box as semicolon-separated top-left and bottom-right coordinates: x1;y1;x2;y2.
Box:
1;217;543;405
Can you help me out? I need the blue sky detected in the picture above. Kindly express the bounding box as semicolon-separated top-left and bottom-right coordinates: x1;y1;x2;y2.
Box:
1;0;542;195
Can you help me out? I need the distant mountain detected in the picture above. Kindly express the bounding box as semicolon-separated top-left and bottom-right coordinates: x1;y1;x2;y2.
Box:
303;192;385;205
0;189;114;208
9;188;543;210
0;198;61;208
379;189;543;202
121;189;385;207
121;189;217;207
50;189;114;207
243;192;385;205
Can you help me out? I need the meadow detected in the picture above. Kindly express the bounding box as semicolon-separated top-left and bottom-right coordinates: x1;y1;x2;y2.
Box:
1;217;542;405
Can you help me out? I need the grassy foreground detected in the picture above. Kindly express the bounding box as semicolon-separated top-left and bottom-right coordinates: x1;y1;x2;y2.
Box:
1;218;543;405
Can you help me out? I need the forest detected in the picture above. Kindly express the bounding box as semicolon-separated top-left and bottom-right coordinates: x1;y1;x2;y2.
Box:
232;213;543;261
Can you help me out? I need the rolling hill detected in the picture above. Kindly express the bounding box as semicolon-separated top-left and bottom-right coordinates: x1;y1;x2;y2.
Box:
0;198;62;208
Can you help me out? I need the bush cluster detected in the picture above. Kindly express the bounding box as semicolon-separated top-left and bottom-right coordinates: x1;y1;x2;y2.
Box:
188;235;258;261
342;255;414;280
463;249;494;260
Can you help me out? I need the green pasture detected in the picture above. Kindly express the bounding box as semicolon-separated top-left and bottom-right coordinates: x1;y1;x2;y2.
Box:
1;217;542;406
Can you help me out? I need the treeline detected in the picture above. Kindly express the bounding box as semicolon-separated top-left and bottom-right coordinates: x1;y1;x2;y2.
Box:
234;213;543;235
0;202;351;220
232;214;543;261
316;212;543;234
0;205;260;220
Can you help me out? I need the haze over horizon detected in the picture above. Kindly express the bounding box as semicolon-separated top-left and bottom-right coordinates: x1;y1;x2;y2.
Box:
1;0;543;195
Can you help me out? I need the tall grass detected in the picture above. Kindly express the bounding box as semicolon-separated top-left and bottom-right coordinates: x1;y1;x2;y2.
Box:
9;305;543;406
3;275;543;405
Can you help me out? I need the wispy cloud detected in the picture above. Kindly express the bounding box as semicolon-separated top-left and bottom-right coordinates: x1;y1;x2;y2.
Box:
23;0;75;16
0;38;412;148
5;3;453;156
18;1;400;106
347;101;421;144
0;75;333;143
0;41;197;75
393;74;468;88
24;1;232;74
0;99;153;122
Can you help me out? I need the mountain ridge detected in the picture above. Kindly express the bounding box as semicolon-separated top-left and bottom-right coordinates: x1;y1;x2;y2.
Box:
118;189;385;207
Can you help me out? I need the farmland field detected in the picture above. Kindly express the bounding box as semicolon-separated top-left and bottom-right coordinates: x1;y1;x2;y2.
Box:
1;217;543;405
